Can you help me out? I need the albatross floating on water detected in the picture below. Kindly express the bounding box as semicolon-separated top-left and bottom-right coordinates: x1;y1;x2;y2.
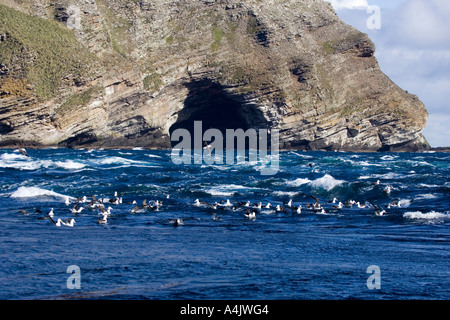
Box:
244;209;257;220
97;213;108;225
170;218;184;226
70;204;84;214
56;218;76;227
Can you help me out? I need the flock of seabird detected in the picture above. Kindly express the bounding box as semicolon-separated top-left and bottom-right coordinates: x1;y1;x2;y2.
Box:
13;148;398;228
16;183;396;228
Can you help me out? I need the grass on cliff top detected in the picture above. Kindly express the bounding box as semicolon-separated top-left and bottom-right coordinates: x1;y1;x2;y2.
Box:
0;4;94;99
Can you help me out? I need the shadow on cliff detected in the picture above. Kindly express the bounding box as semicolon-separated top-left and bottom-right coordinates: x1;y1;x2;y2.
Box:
169;80;270;149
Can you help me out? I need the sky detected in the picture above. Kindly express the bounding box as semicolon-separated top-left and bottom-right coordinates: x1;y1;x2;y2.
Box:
324;0;450;147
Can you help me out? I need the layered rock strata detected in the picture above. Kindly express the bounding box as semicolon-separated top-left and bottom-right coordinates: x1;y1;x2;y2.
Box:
0;0;430;151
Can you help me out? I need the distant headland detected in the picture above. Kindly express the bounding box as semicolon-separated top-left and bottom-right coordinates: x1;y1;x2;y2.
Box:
0;0;430;152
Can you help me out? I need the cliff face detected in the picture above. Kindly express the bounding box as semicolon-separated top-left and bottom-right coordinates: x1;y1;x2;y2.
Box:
0;0;430;151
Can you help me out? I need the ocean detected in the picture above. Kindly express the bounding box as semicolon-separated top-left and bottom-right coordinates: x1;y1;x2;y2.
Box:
0;148;448;300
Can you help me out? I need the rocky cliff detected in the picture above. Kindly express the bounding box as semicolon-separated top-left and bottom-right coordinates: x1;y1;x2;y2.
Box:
0;0;430;151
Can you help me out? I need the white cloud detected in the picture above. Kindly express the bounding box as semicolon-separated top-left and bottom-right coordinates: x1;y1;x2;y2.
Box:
325;0;369;11
383;0;450;49
327;0;450;147
422;114;450;148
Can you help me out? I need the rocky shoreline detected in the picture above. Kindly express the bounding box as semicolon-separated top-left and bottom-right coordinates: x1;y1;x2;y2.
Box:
0;0;430;152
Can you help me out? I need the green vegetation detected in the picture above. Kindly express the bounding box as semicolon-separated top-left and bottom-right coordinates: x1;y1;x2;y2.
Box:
0;4;94;99
166;36;174;44
315;63;334;95
143;73;163;92
55;86;102;115
322;41;334;55
111;37;127;58
211;26;224;51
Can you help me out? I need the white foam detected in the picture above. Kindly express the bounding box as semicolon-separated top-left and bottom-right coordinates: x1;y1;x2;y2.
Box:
11;186;73;200
0;157;45;170
310;174;345;191
94;156;150;167
416;194;438;200
98;156;137;165
273;191;298;197
286;178;311;187
205;184;249;196
406;160;435;167
54;160;86;170
358;161;382;167
1;154;88;171
419;183;441;188
290;152;313;159
403;211;448;220
381;155;398;161
374;172;405;180
1;153;28;161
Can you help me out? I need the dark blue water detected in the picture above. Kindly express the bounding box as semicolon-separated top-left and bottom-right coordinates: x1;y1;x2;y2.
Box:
0;148;449;300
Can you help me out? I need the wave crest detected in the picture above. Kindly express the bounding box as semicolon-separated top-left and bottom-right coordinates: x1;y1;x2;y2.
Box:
403;211;449;220
11;187;72;200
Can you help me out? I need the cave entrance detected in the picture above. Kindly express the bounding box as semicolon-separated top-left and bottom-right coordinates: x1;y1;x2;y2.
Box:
169;80;268;150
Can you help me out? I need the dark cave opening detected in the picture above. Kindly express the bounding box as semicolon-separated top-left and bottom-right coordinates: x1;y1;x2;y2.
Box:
169;80;269;150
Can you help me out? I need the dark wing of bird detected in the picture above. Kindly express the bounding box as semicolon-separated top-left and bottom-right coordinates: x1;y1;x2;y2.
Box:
310;195;320;205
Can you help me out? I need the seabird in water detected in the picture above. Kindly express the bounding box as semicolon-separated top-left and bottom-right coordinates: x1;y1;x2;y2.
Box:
194;199;204;206
384;186;392;195
76;196;88;203
244;209;257;220
252;202;262;210
346;200;356;207
203;141;213;156
222;199;233;207
311;195;322;210
333;202;344;209
170;218;184;226
70;204;84;214
56;218;76;227
109;197;121;205
100;206;113;216
97;213;108;224
18;209;42;215
285;199;293;208
329;198;338;204
356;202;366;209
18;148;29;157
